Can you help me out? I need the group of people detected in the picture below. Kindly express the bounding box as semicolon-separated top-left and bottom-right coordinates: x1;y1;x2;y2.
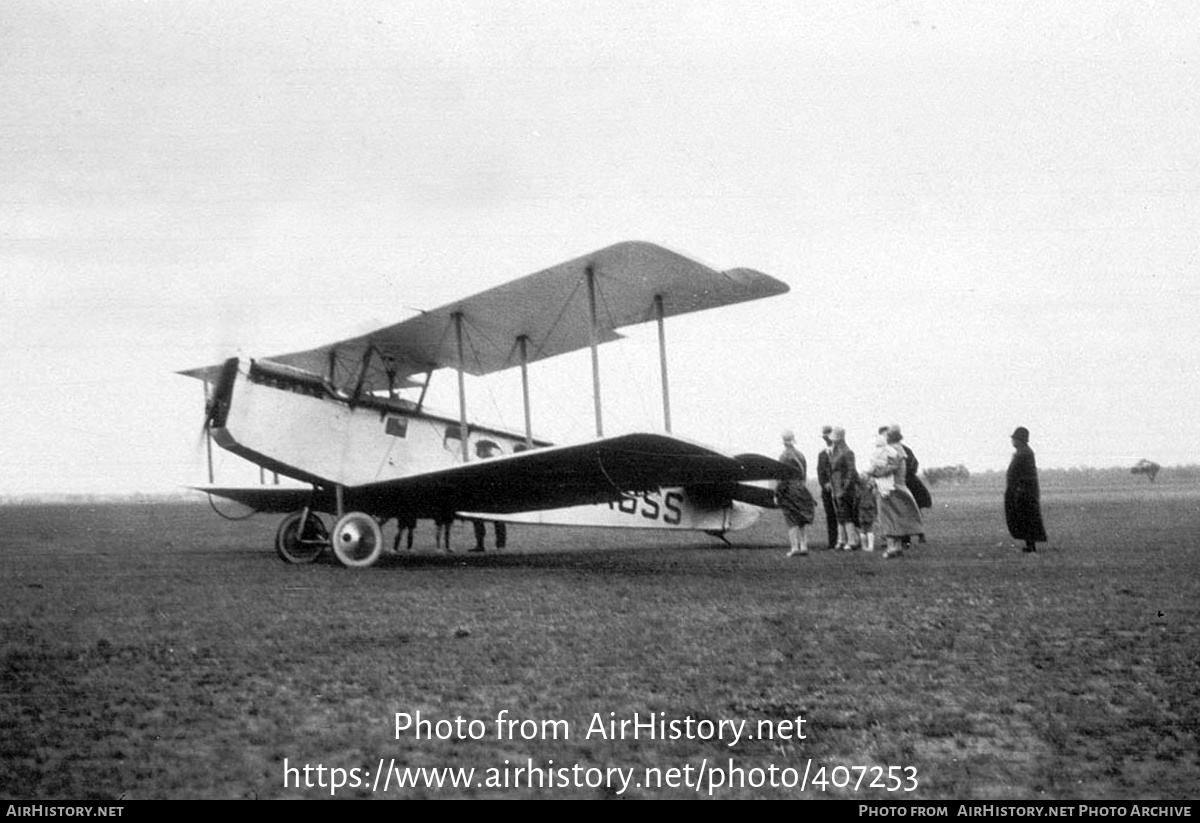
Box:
392;425;1048;559
777;423;1049;558
390;511;459;553
776;423;931;559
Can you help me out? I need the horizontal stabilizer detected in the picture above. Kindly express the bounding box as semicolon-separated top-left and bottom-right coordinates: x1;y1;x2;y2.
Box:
189;485;322;514
725;483;781;509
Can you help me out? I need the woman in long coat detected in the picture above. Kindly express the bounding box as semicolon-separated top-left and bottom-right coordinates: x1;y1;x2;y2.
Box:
1005;426;1047;552
869;434;924;558
776;430;816;557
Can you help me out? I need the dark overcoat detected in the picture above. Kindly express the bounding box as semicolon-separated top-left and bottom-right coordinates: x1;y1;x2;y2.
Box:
829;445;858;522
817;447;833;491
816;446;837;539
1005;443;1048;542
902;444;933;509
777;446;816;526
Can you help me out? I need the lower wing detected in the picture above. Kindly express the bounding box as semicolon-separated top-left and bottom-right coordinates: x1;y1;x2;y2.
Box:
349;433;796;517
193;433;796;518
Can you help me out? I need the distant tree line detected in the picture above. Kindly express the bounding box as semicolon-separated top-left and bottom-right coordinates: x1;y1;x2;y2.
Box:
965;464;1200;491
923;465;971;485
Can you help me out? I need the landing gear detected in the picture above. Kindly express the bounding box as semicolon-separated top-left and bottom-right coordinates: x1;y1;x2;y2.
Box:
275;510;329;564
331;512;385;568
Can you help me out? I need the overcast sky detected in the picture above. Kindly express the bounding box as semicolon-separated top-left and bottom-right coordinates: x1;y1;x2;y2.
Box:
2;1;1197;494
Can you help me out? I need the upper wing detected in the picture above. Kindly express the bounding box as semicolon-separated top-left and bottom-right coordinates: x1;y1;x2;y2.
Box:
180;241;788;392
346;433;797;517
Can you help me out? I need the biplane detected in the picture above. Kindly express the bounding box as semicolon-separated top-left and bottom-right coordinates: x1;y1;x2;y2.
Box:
180;241;795;568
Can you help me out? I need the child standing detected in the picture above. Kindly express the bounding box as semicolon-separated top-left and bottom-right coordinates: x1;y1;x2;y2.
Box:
856;471;878;552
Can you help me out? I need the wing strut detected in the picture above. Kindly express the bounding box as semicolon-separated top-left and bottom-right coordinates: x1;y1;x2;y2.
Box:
518;335;533;446
586;264;603;437
415;369;432;410
454;311;470;462
350;344;375;405
655;294;672;434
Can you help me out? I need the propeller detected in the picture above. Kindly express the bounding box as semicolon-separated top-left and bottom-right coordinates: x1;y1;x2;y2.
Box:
197;358;241;481
203;358;240;430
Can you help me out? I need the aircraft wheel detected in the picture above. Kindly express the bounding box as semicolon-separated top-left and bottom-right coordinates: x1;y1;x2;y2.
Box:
275;511;328;564
331;512;384;568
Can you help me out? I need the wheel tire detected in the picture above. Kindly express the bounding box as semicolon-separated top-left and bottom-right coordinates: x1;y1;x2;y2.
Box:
331;512;384;568
275;512;328;564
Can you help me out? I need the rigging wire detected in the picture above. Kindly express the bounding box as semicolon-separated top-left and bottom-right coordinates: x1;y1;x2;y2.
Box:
528;277;584;361
593;274;654;431
459;315;513;434
206;493;259;521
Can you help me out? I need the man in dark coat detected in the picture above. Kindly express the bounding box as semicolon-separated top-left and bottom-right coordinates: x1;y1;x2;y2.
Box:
828;426;861;550
816;425;838;549
1005;426;1048;552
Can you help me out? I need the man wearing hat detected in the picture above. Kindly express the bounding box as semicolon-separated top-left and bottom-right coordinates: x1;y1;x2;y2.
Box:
828;426;861;550
816;426;838;549
1005;426;1048;552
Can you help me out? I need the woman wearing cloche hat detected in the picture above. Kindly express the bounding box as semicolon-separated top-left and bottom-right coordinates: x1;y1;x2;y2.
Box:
777;429;816;557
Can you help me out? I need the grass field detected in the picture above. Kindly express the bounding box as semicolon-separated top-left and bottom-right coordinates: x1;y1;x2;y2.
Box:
1;477;1198;799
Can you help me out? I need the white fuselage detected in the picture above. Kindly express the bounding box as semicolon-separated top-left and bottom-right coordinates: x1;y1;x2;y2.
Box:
213;363;759;532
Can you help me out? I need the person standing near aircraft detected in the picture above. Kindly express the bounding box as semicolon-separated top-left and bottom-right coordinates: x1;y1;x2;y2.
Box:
470;440;507;553
776;430;816;557
471;517;506;552
435;511;455;552
816;426;838;550
886;424;931;546
856;471;878;552
391;513;417;552
1005;426;1047;553
828;427;861;550
869;432;923;558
